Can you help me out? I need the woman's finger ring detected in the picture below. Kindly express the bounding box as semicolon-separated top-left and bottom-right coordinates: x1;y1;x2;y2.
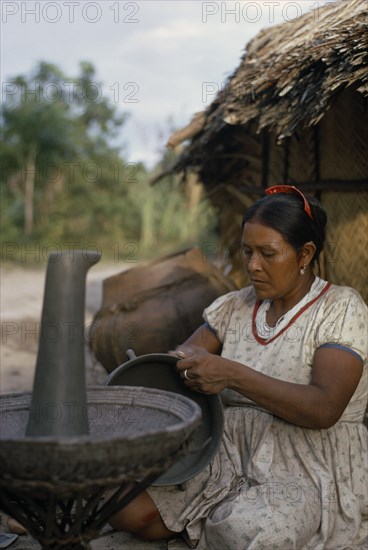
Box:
184;369;190;380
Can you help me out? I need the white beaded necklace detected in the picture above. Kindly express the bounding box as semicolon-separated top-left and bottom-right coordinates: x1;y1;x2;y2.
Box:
255;276;328;340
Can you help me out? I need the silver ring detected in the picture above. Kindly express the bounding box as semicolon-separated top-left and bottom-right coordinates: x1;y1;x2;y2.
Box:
184;369;190;380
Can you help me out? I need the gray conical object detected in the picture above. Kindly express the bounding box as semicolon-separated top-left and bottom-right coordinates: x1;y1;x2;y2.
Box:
26;250;101;437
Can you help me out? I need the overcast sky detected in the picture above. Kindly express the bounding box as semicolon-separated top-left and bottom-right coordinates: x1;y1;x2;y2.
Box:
1;0;332;167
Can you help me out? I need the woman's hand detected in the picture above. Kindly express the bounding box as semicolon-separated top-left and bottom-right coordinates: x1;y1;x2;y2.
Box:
171;343;364;429
174;346;229;395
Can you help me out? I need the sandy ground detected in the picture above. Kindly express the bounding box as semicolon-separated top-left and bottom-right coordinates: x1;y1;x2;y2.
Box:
0;262;118;394
0;262;187;550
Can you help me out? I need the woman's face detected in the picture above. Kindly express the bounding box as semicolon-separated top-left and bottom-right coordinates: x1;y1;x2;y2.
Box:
241;221;304;301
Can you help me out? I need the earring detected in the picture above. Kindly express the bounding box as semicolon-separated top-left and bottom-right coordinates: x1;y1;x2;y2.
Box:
300;265;306;275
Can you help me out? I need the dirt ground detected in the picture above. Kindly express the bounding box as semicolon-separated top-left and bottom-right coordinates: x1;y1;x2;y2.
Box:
0;262;116;394
0;262;187;550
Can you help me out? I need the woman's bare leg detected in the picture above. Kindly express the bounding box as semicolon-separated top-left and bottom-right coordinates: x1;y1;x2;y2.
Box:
108;489;177;540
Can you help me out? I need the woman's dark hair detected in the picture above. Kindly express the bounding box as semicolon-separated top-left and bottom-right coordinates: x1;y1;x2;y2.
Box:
242;192;327;268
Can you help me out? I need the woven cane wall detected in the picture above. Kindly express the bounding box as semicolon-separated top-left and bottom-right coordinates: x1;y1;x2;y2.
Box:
321;191;368;303
318;89;368;303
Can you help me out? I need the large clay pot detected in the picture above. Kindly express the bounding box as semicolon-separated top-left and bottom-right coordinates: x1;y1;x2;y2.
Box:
90;248;237;373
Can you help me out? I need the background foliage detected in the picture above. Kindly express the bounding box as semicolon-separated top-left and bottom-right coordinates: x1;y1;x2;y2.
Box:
1;61;217;264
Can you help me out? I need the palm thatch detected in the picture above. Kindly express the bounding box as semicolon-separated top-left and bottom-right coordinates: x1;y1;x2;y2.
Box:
169;0;367;160
162;0;368;300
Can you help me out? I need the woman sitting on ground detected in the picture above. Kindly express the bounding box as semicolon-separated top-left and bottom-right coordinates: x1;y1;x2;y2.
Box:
110;185;368;550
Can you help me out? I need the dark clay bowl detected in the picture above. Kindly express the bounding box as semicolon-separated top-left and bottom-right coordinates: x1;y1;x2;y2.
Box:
105;351;224;486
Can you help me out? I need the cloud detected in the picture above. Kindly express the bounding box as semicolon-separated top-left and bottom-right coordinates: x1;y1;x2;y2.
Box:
1;0;331;167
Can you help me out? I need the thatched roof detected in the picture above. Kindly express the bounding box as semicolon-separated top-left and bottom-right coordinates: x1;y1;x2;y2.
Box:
167;0;368;166
159;0;368;300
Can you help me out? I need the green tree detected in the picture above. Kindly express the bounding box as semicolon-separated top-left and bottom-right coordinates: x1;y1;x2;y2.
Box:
1;61;126;238
1;61;217;263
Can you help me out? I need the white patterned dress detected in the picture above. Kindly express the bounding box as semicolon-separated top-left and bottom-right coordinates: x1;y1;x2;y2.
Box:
148;282;368;549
